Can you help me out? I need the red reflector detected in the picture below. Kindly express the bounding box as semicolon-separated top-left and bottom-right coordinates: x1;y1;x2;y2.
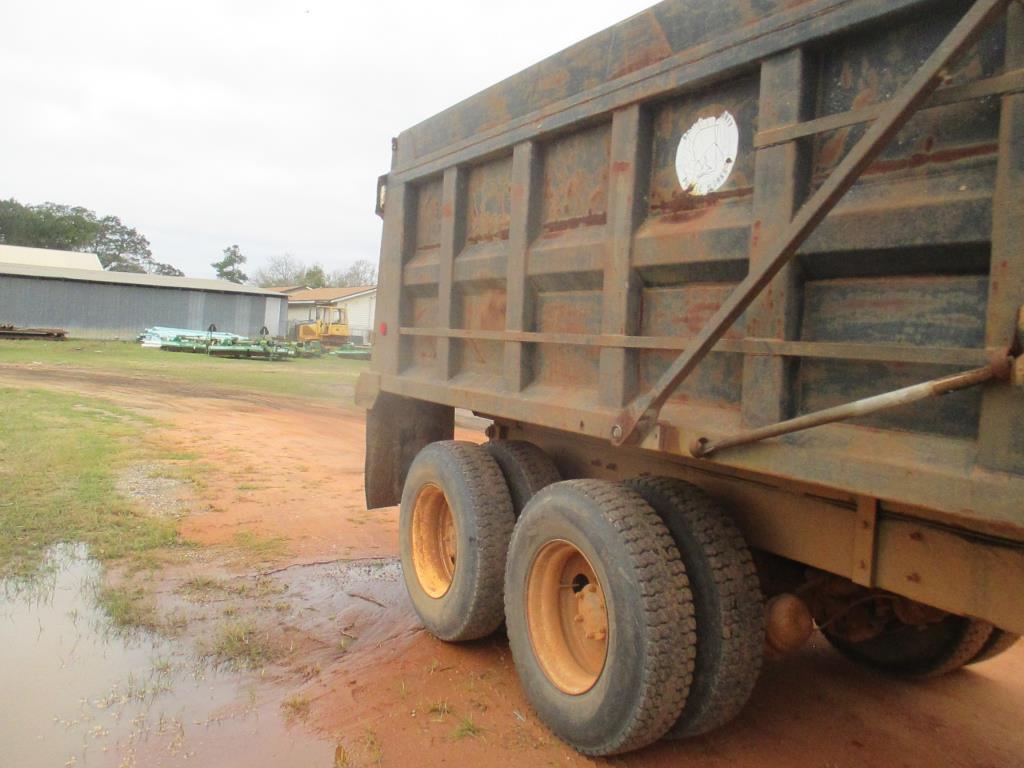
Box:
379;322;388;336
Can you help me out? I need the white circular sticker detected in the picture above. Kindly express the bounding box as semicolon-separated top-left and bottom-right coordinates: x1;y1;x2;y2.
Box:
675;111;739;196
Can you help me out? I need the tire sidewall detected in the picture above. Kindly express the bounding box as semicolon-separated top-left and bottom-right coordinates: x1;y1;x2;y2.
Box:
399;444;489;640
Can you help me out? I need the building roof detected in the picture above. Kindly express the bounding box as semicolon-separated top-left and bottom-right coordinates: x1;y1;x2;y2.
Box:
264;284;310;294
0;244;103;271
0;262;287;296
287;285;377;304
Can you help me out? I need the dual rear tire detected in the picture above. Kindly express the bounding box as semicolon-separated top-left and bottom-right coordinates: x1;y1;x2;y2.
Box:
399;440;764;755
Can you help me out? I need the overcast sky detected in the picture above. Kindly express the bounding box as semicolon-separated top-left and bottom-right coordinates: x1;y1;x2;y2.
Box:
0;0;654;279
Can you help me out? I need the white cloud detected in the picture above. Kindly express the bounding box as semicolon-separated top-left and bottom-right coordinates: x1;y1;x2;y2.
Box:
0;0;654;277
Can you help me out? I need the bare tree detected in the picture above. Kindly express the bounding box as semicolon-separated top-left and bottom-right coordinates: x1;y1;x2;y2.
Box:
329;259;377;287
252;253;306;287
253;254;377;288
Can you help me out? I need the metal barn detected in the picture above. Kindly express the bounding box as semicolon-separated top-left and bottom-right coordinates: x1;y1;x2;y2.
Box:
0;263;288;339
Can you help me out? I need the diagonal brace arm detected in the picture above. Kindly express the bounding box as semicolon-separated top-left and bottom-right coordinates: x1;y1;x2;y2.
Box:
610;0;1011;447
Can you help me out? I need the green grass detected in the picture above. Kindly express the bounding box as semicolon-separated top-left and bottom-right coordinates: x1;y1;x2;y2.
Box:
232;530;290;560
453;716;483;740
0;387;180;579
206;619;281;670
97;584;160;633
0;339;368;402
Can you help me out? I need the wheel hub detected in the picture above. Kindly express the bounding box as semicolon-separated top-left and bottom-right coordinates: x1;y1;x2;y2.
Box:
410;483;458;598
526;539;609;695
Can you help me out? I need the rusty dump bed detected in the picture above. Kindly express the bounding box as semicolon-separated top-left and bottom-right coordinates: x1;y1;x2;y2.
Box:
363;0;1024;603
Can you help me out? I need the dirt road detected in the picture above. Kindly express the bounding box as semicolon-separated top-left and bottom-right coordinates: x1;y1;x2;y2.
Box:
2;361;1022;768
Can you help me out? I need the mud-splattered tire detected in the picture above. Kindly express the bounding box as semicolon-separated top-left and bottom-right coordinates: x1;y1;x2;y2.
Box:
504;479;696;755
625;476;764;738
824;615;993;679
399;441;514;641
967;628;1020;665
482;440;561;516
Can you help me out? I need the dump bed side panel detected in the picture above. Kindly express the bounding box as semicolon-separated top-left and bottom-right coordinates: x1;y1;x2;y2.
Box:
370;0;1024;536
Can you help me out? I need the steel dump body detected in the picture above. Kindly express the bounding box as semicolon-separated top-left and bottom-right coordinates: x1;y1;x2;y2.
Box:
362;0;1024;634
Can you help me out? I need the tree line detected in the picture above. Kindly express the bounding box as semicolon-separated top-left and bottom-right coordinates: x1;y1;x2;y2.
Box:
249;253;376;289
0;198;183;275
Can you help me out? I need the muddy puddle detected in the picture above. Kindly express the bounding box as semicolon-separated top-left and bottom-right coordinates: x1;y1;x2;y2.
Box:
0;545;412;768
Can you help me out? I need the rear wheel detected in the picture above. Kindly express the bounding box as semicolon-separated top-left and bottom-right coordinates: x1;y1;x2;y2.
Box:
823;614;993;678
399;441;515;641
482;440;561;516
504;480;696;755
625;476;764;738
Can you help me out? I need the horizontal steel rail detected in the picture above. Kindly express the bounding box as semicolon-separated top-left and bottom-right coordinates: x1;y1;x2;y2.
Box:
398;326;995;367
755;68;1024;148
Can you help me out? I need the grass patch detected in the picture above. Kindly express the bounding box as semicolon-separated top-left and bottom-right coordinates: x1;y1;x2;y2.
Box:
0;339;368;402
281;693;312;720
176;575;229;601
232;530;290;560
206;619;281;670
362;730;383;767
428;699;450;721
453;716;483;740
0;388;180;579
97;584;160;633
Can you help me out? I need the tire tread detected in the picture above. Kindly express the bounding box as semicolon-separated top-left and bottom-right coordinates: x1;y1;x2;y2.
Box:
507;479;697;755
626;476;764;738
403;440;514;641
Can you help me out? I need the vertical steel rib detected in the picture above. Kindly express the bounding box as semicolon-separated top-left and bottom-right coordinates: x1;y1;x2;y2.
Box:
610;0;1011;446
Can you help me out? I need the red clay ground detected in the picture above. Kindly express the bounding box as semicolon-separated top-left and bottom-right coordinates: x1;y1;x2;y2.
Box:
2;362;1022;768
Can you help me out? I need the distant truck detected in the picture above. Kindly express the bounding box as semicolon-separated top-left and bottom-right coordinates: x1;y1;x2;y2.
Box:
358;0;1024;756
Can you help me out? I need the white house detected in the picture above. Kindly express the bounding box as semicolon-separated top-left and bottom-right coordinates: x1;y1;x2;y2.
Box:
286;285;377;344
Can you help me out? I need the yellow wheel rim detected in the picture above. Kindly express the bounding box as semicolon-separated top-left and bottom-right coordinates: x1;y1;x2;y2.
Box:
411;483;458;598
526;539;609;694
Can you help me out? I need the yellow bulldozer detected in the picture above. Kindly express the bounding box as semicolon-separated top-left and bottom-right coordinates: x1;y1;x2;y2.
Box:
295;302;351;347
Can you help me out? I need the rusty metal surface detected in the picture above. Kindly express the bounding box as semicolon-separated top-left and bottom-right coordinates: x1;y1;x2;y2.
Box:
612;0;1010;445
367;0;1024;555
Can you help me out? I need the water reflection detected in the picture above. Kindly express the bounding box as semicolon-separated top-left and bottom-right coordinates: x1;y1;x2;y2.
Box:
0;544;332;767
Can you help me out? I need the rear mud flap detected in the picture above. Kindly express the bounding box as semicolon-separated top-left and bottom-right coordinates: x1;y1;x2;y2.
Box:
364;393;454;508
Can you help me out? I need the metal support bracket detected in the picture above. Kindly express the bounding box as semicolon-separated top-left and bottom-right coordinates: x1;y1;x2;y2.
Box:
852;497;879;588
610;0;1012;447
691;362;1004;457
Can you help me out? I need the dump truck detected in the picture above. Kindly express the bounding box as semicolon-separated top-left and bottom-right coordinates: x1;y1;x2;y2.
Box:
357;0;1024;756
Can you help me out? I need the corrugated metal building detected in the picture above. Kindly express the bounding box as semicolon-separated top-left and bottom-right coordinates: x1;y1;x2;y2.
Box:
0;262;288;339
